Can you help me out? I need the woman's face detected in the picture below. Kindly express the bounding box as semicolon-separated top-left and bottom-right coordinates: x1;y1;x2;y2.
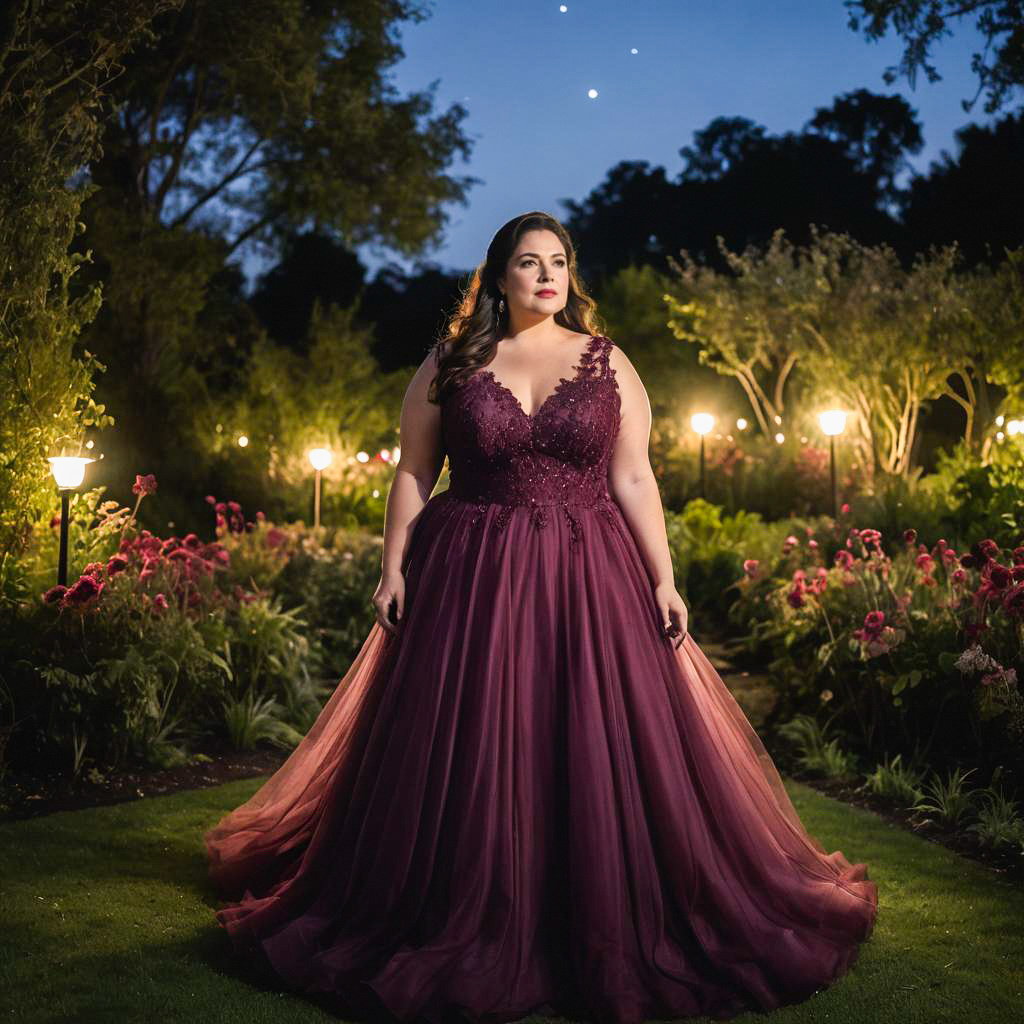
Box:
499;228;570;321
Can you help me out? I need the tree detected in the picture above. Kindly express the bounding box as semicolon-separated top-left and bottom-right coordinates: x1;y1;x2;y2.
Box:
0;0;180;599
805;88;925;206
846;1;1024;114
72;0;477;522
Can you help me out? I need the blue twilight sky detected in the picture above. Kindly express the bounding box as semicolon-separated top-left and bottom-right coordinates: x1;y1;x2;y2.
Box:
301;1;999;281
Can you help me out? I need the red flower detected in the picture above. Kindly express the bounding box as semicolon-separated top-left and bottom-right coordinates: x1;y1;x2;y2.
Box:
786;584;805;608
64;575;104;607
1002;583;1024;616
132;473;157;496
82;561;105;579
742;558;759;578
978;539;1000;560
205;495;217;505
834;550;854;570
1013;547;1024;566
42;584;67;605
182;533;201;550
952;569;967;585
840;503;850;516
106;555;128;575
915;553;935;571
989;564;1013;589
153;593;169;611
862;610;885;637
903;528;917;544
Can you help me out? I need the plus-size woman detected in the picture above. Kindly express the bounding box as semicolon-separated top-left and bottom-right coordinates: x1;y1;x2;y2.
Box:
205;210;878;1024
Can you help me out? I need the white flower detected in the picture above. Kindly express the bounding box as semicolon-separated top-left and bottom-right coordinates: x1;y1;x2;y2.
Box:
954;643;999;675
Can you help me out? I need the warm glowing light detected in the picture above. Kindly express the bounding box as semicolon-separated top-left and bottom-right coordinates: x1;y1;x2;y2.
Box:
773;415;782;425
48;456;94;489
308;448;332;470
391;445;401;460
691;413;714;435
996;431;1005;441
356;451;370;463
736;418;747;430
237;435;249;447
819;410;847;436
774;432;785;444
85;439;94;449
372;489;380;498
996;414;1005;426
379;448;392;462
1006;419;1023;436
800;436;808;444
587;88;598;99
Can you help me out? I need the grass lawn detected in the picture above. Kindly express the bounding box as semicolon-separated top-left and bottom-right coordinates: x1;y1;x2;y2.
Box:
1;776;1022;1024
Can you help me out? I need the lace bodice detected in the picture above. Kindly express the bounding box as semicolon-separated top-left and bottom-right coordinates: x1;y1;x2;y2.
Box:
436;334;621;539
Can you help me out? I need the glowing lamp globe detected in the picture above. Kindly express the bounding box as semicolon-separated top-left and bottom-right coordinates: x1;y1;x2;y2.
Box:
48;456;95;489
308;448;332;471
691;413;714;435
819;410;847;436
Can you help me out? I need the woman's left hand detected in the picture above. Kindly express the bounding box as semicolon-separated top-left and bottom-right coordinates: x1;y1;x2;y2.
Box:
654;582;689;648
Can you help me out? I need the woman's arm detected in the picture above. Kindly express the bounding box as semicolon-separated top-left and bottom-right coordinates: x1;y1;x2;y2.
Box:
372;347;447;634
606;343;689;644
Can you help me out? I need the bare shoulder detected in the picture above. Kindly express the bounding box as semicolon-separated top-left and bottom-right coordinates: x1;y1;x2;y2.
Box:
604;337;639;381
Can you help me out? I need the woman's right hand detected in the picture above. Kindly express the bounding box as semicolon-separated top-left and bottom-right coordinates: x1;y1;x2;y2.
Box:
372;570;406;635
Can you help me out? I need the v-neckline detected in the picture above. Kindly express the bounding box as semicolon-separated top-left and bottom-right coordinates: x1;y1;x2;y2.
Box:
478;334;599;421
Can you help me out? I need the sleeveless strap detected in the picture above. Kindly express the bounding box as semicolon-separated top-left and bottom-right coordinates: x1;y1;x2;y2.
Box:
578;334;612;381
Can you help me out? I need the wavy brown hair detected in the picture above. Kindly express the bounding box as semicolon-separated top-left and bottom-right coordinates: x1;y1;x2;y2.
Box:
427;211;604;405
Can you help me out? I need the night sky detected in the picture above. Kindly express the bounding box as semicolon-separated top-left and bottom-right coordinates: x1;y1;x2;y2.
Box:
346;0;994;279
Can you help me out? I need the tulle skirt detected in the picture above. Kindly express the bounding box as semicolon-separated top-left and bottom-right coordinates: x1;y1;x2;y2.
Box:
205;491;878;1023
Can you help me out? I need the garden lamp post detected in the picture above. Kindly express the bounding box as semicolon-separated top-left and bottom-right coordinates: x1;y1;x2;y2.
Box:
690;413;714;499
308;448;332;528
818;410;847;518
47;456;95;586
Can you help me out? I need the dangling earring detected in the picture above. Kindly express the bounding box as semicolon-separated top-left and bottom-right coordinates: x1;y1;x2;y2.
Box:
497;296;505;317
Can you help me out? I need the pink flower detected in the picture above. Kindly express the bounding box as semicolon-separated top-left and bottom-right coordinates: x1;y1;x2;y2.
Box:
255;511;266;522
840;503;850;516
859;529;882;550
793;569;807;582
915;553;935;571
903;528;917;544
132;473;157;496
834;550;854;570
227;501;241;513
82;561;105;579
168;548;190;562
952;569;967;585
153;593;169;611
214;502;227;513
213;548;230;566
205;495;217;505
808;539;819;549
742;559;759;578
786;583;806;608
979;539;1000;560
42;584;67;605
265;527;287;550
182;533;201;550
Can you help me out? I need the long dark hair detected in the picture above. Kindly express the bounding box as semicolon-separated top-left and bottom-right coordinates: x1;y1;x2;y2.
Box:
428;211;604;405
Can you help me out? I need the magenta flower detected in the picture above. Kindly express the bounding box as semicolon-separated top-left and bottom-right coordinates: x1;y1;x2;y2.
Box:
82;561;105;579
265;527;287;549
840;503;850;516
786;583;806;608
903;528;917;544
42;584;68;605
1003;584;1024;617
834;550;854;570
1013;546;1024;566
153;593;169;611
205;495;217;505
742;558;759;578
132;473;157;496
862;610;885;637
915;553;935;572
952;569;967;585
182;533;201;550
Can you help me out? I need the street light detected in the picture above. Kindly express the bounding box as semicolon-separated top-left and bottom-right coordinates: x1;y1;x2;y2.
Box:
47;456;95;586
308;448;332;528
818;410;847;518
691;413;714;499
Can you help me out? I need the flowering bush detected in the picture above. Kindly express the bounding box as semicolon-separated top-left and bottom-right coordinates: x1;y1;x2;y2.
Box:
0;475;382;777
729;512;1024;793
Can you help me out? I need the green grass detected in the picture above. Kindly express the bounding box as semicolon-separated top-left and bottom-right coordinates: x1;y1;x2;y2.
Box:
1;777;1022;1024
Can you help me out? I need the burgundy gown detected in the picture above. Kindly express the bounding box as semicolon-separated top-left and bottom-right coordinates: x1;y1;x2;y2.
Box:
204;333;878;1023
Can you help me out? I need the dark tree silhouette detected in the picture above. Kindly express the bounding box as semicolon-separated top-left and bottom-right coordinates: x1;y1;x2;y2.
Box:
846;1;1024;114
805;88;925;206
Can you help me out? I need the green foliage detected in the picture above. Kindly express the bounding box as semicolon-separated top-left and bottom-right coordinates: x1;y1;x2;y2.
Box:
777;713;858;779
912;766;979;827
220;690;304;753
966;785;1024;850
863;753;926;808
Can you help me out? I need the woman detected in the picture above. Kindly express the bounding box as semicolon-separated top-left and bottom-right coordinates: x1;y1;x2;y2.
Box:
205;211;878;1023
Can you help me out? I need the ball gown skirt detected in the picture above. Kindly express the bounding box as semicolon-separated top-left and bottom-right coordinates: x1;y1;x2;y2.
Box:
204;335;878;1023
